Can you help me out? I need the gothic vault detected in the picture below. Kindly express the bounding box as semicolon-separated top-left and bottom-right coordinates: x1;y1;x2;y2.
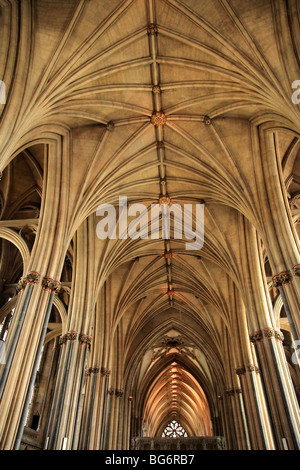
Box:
0;0;300;451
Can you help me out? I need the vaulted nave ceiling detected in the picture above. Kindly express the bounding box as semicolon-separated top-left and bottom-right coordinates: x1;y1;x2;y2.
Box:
0;0;300;440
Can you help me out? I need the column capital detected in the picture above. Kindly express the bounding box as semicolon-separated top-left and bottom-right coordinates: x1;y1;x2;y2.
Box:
26;271;41;285
42;277;61;294
249;330;263;343
250;328;284;343
16;271;41;293
292;264;300;277
85;365;100;376
235;366;246;376
79;333;92;347
115;389;124;398
59;330;77;345
16;277;28;294
263;327;284;342
272;270;292;288
101;367;111;377
246;363;259;373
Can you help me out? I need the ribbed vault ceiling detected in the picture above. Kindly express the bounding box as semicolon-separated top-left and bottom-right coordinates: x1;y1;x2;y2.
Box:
1;0;300;437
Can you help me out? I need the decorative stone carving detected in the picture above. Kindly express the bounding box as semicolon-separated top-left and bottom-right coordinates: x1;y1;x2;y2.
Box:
263;327;275;339
272;270;292;288
16;271;40;293
131;436;226;451
147;23;158;35
106;121;114;132
79;333;92;347
164;250;173;259
274;330;284;342
235;366;246;376
293;264;300;277
249;330;263;343
151;335;197;361
27;271;40;285
246;364;259;373
101;367;111;377
115;389;124;398
151;111;167;126
159;193;171;205
263;327;284;342
85;366;100;376
42;277;61;294
204;115;212;125
152;85;161;94
108;388;115;395
250;328;284;344
16;277;28;294
59;330;77;345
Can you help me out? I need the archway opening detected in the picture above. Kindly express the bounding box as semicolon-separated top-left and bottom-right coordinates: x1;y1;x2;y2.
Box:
142;360;212;438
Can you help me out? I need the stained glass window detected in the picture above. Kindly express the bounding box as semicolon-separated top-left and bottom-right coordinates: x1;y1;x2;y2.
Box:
161;420;188;438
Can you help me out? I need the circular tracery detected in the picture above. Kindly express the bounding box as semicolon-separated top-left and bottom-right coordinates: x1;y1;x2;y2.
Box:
161;420;188;438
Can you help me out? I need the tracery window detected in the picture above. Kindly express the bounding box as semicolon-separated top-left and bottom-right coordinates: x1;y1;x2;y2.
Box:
161;420;188;438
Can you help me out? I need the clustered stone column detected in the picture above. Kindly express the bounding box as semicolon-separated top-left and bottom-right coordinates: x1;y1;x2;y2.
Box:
235;363;273;450
0;269;62;449
272;268;300;343
250;327;300;450
44;330;93;450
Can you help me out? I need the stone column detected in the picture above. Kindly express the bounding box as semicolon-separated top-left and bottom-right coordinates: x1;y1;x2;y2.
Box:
257;125;300;341
124;395;133;450
250;327;300;449
99;367;110;450
0;271;40;400
115;388;124;450
0;275;62;449
236;213;300;449
235;364;274;449
105;387;116;449
45;330;78;449
13;277;61;449
272;270;300;343
71;334;92;449
84;366;100;449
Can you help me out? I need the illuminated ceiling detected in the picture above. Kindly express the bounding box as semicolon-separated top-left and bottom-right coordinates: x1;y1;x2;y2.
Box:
0;0;299;438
